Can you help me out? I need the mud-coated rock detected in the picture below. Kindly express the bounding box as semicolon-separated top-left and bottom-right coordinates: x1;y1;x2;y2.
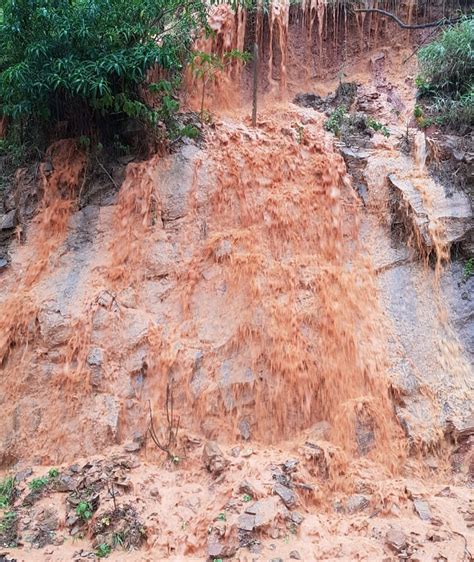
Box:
245;496;288;528
273;483;297;509
38;307;72;347
386;527;407;552
203;440;227;475
413;499;432;521
346;494;370;513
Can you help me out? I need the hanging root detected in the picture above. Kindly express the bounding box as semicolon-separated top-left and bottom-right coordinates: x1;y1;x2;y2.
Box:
148;381;181;463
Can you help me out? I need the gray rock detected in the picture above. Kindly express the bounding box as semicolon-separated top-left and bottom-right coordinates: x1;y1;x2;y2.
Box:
413;499;432;521
0;257;8;270
273;483;297;509
238;418;251;441
290;551;302;560
54;475;77;492
203;440;227;475
124;441;141;453
15;467;33;482
346;494;370;513
245;496;288;528
0;209;16;230
290;511;304;525
87;347;103;367
386;527;407;552
388;174;472;249
237;513;255;531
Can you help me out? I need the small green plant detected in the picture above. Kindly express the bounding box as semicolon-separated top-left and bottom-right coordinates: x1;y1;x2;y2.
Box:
324;105;346;137
242;494;252;502
216;512;226;521
76;501;93;521
48;468;59;478
29;476;49;491
179;125;200;140
414;104;424;119
367;117;390;138
463;257;474;280
112;532;125;547
0;477;15;508
96;543;112;558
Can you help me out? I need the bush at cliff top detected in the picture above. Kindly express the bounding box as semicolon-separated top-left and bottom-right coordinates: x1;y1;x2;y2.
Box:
0;0;207;141
416;16;473;129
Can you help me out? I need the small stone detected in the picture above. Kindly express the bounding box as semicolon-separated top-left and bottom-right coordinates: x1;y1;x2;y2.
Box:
0;257;8;270
55;475;76;492
53;535;65;546
239;480;257;497
282;459;299;473
124;441;141;453
386;527;407;552
413;499;432;521
15;467;33;483
203;440;227;475
346;494;370;513
273;483;297;509
237;513;256;531
87;347;103;367
230;447;241;457
290;551;302;560
150;487;161;500
97;290;114;308
245;496;288;528
238;418;251;440
0;209;16;230
271;558;284;562
290;511;304;525
241;448;253;457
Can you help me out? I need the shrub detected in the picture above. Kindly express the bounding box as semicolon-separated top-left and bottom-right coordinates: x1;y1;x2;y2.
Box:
417;16;474;129
0;477;15;508
0;0;207;143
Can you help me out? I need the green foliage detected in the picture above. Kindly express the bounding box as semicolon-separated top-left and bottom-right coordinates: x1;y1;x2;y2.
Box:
96;543;112;558
216;512;226;521
242;493;252;502
0;0;207;138
29;476;49;491
367;117;390;138
417;17;474;129
463;257;474;280
76;501;93;521
48;468;59;478
0;510;17;536
324;105;347;137
0;477;15;508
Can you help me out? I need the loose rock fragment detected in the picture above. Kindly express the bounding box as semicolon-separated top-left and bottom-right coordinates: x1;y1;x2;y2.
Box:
203;440;227;475
346;494;370;513
386;527;407;552
273;483;297;509
413;499;432;521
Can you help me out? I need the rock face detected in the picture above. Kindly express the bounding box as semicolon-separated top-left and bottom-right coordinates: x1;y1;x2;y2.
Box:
388;174;472;251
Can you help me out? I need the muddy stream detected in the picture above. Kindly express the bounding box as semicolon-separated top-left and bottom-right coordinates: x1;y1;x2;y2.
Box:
0;2;473;561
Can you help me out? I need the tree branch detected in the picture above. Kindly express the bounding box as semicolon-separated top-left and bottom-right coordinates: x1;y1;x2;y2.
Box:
353;8;463;30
